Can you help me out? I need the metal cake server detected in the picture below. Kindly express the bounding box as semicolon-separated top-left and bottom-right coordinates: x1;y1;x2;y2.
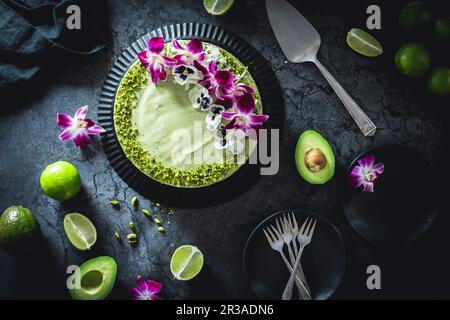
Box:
266;0;376;137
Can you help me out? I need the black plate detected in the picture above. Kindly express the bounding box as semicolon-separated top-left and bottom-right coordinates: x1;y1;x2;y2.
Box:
98;23;284;208
342;146;439;245
242;209;346;300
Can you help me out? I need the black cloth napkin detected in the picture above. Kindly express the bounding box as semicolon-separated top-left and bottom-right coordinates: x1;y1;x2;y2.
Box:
0;0;107;90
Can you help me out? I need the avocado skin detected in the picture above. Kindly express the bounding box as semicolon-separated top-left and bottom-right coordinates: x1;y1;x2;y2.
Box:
69;256;117;300
0;206;39;251
295;130;335;185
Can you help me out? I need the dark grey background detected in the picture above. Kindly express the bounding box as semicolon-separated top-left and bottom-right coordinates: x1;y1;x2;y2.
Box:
0;0;449;299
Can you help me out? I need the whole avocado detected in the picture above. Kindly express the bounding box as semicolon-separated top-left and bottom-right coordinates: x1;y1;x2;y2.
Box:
0;206;38;249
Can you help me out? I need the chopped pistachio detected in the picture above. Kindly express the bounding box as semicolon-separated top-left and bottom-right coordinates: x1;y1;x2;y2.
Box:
142;209;151;217
110;200;120;207
127;233;138;244
154;218;161;225
114;232;121;240
130;196;138;207
155;203;160;207
129;222;136;231
158;226;165;233
168;209;174;215
167;221;172;225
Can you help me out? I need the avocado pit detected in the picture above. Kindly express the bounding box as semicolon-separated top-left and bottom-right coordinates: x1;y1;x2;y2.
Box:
304;148;327;172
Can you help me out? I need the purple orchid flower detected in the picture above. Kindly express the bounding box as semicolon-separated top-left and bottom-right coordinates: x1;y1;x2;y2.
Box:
349;155;385;193
130;276;162;300
56;106;105;148
195;60;234;99
172;39;205;65
138;37;177;84
222;83;256;101
221;93;269;133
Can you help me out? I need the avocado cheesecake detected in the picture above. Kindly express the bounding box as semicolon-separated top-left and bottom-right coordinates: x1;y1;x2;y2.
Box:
113;37;269;188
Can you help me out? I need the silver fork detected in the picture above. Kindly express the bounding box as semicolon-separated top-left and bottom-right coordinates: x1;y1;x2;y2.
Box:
263;228;311;300
282;213;310;293
282;217;317;300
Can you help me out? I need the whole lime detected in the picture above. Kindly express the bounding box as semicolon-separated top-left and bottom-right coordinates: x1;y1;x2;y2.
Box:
40;161;81;201
395;43;430;78
428;68;450;96
0;206;38;248
436;18;450;41
399;1;430;31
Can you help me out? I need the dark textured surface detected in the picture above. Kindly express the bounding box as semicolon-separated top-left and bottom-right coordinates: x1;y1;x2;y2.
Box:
0;0;449;299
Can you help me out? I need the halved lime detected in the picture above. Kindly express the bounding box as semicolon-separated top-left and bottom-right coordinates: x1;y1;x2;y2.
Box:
64;213;97;251
170;245;204;281
346;28;383;57
203;0;234;16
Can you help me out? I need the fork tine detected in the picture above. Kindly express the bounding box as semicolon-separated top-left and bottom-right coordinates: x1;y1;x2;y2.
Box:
267;226;279;241
291;212;298;230
299;217;310;234
281;215;289;231
286;214;292;229
276;218;284;233
263;228;273;245
307;219;318;238
271;224;282;239
303;218;314;236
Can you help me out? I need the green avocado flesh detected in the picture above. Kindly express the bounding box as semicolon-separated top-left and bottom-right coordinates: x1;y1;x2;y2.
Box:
114;42;261;188
69;256;117;300
295;130;335;184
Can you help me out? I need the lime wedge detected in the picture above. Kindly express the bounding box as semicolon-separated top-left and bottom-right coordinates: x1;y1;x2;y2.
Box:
170;245;204;281
64;213;97;251
346;28;383;57
203;0;234;16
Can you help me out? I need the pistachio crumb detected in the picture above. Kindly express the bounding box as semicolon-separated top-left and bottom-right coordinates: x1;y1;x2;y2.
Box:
130;196;138;207
110;200;120;207
127;233;138;244
114;232;121;240
154;218;162;225
129;221;136;231
142;209;151;217
158;226;165;233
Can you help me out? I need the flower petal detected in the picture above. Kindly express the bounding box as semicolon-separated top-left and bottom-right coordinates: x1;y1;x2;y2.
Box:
56;113;73;129
130;287;142;300
215;97;233;109
172;39;185;51
58;127;74;142
147;280;162;294
248;114;269;124
348;166;365;189
187;39;203;54
372;163;385;176
163;55;178;66
357;155;375;170
147;37;164;55
86;124;106;135
362;181;374;193
236;93;255;114
74;106;88;120
215;70;233;88
73;133;92;148
221;111;238;121
138;50;151;68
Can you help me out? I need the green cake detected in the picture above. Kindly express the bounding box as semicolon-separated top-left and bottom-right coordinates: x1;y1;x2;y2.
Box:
113;37;268;188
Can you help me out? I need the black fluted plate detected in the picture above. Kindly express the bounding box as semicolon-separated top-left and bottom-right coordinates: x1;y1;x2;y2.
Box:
98;23;284;208
243;209;346;300
342;146;439;245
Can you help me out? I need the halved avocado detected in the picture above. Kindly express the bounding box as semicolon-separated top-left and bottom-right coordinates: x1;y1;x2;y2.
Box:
295;130;335;184
69;256;117;300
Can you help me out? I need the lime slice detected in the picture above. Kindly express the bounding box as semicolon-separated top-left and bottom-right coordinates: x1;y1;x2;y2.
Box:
64;213;97;251
346;28;383;57
203;0;234;16
170;245;204;281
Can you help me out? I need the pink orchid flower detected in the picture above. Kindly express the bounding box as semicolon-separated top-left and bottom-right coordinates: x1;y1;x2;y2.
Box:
349;155;385;193
130;276;162;300
195;60;234;99
221;93;269;133
56;106;105;148
172;39;205;65
138;37;177;84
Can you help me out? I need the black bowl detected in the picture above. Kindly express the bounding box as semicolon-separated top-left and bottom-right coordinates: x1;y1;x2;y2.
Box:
342;146;439;245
